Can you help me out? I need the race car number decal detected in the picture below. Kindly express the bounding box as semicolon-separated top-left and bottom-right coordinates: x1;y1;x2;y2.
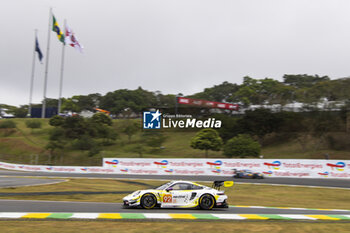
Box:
163;194;172;203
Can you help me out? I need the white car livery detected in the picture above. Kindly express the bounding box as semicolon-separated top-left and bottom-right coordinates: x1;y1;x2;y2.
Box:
123;180;232;210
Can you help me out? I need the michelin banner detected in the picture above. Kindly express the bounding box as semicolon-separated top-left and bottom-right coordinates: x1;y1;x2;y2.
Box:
0;159;349;179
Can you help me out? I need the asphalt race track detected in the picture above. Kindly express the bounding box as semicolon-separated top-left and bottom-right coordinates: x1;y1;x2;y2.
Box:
0;200;349;215
0;169;349;188
0;169;349;217
0;177;66;188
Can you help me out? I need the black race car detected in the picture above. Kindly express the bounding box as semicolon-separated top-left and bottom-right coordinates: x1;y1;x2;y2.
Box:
232;169;264;179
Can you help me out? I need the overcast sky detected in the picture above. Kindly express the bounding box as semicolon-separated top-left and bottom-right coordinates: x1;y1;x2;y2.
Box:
2;0;350;106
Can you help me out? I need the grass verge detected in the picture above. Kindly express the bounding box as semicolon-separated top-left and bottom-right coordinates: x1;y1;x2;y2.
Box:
0;221;349;233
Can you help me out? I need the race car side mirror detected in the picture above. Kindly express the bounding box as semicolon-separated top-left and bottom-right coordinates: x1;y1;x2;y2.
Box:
166;187;173;192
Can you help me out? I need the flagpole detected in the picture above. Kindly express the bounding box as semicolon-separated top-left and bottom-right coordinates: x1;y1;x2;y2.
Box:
28;29;38;118
58;19;66;114
42;8;52;119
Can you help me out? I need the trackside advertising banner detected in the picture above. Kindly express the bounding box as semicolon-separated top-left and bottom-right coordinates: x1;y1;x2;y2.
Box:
0;161;114;173
103;158;350;179
0;159;349;179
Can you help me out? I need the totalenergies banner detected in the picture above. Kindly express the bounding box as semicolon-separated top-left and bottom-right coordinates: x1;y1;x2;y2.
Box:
103;158;350;179
0;159;349;179
0;161;115;173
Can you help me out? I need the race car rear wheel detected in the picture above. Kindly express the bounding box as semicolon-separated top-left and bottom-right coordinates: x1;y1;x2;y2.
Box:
141;193;157;209
199;194;215;210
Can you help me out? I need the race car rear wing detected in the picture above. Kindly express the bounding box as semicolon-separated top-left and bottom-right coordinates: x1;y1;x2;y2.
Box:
212;181;234;190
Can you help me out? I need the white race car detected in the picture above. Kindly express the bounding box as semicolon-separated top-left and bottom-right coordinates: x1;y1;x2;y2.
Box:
123;180;233;210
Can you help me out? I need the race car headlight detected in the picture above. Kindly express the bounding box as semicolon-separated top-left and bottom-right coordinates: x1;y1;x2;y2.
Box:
132;191;141;197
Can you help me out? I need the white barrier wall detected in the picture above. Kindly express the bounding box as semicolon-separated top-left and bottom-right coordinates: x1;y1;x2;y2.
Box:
0;158;349;179
103;158;350;179
0;161;114;174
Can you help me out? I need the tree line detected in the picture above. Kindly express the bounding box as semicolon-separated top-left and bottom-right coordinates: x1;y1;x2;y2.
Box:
190;107;350;158
2;74;350;117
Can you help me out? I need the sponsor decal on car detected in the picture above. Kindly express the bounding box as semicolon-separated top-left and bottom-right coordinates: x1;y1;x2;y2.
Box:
163;194;172;203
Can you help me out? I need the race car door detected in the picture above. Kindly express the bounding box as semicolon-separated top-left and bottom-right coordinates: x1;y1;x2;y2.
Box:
161;182;192;207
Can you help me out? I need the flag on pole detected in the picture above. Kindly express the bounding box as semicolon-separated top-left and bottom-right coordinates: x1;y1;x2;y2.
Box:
65;24;84;53
35;36;43;63
52;15;65;44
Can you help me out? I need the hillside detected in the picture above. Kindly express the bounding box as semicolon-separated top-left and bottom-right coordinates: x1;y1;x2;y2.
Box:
0;118;349;166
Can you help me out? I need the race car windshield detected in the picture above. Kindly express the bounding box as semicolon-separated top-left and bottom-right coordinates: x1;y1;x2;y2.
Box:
156;182;173;190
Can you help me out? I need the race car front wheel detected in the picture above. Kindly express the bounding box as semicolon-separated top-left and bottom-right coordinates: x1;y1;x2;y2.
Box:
199;194;215;210
141;193;157;209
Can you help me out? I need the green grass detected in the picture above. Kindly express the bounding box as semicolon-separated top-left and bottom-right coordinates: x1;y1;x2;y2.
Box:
1;178;350;210
0;221;349;233
1;118;350;166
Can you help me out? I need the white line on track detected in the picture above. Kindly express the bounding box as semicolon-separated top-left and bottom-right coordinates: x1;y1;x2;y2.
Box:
0;176;69;188
71;213;100;219
279;214;316;220
212;214;246;219
234;181;350;190
144;213;172;219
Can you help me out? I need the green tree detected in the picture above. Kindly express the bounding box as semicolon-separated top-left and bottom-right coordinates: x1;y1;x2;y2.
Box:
99;87;157;115
47;114;116;159
155;92;176;109
62;93;101;112
309;111;343;150
46;128;67;164
236;109;283;142
283;74;330;88
46;140;65;152
93;123;118;146
72;135;98;151
61;115;89;139
61;98;80;113
49;115;65;127
13;106;28;118
230;77;294;105
190;81;239;102
122;121;140;142
223;134;261;158
215;114;239;142
190;129;223;157
90;113;112;126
